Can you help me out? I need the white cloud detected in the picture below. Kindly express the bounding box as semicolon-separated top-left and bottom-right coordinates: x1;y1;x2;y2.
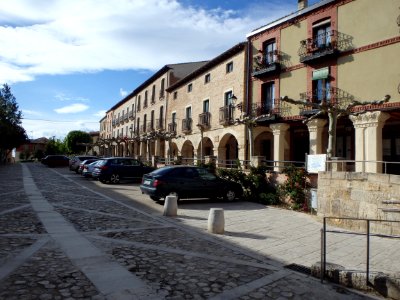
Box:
93;110;106;118
0;0;293;84
54;93;89;102
54;103;89;114
119;88;128;97
22;109;42;116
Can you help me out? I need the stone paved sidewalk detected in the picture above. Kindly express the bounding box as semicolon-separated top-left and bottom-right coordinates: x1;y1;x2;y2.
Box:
0;163;381;299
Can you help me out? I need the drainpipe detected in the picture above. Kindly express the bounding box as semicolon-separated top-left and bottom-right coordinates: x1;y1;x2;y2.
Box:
246;39;253;159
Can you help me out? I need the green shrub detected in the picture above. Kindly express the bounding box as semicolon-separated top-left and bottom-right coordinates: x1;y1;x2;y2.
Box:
217;166;279;205
278;165;309;211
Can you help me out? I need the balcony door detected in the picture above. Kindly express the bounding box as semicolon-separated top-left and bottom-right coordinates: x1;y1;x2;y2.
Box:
262;82;275;113
313;19;331;49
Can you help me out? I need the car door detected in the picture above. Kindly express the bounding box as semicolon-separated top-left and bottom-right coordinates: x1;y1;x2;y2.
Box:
167;167;199;199
196;168;220;198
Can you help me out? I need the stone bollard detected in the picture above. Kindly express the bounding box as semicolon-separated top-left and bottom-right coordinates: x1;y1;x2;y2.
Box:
163;195;177;217
208;208;224;234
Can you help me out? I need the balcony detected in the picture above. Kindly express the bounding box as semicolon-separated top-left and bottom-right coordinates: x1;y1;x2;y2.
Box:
298;30;352;64
299;87;355;115
198;112;211;129
252;99;281;120
182;118;192;134
219;106;235;125
159;90;165;99
112;120;116;127
129;110;134;119
168;122;177;134
156;118;164;130
252;51;281;78
139;125;146;134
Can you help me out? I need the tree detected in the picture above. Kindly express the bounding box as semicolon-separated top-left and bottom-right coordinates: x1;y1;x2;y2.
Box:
0;84;27;163
45;137;68;155
65;130;92;154
280;93;390;158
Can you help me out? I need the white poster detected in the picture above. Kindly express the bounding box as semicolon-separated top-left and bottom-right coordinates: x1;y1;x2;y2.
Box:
307;154;327;173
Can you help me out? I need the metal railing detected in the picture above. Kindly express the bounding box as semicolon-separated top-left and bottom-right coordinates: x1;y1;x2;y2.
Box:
325;159;400;174
321;217;400;286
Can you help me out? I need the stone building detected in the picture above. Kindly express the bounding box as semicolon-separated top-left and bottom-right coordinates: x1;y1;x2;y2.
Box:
99;0;400;173
165;42;248;166
247;0;400;173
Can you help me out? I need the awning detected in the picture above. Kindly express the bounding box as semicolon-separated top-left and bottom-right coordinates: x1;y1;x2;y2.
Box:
312;67;329;80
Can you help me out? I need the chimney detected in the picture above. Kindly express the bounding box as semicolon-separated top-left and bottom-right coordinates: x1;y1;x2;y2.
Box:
298;0;308;10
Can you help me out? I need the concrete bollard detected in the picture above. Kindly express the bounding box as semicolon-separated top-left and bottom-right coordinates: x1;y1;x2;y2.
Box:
208;208;224;234
163;195;177;217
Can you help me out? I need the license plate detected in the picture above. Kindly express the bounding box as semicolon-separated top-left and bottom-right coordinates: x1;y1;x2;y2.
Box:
144;180;151;185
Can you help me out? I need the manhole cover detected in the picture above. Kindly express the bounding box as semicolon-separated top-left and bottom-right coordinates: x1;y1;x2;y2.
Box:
284;263;311;275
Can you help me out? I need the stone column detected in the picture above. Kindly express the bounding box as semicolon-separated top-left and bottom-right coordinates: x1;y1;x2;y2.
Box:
306;119;327;155
251;156;265;168
270;123;290;172
350;111;389;173
155;138;161;156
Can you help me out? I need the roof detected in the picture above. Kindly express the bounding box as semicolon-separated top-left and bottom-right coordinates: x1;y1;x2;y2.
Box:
166;42;247;92
247;0;335;38
106;61;208;112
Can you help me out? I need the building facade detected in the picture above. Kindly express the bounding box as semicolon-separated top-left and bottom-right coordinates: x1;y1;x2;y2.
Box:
247;0;400;173
99;0;400;174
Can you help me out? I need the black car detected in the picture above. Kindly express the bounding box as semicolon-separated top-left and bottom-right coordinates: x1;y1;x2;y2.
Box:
41;155;70;167
92;157;155;184
140;165;243;201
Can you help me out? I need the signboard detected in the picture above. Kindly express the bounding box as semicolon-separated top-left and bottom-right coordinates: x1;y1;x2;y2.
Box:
307;154;327;173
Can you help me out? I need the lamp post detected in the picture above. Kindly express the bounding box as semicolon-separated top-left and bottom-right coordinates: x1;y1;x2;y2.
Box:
229;94;238;123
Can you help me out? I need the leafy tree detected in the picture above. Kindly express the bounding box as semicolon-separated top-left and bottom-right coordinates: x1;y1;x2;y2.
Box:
45;138;68;155
0;84;27;163
65;130;92;154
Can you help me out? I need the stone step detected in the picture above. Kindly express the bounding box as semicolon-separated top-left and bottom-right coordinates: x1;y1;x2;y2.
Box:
381;200;400;205
381;208;400;213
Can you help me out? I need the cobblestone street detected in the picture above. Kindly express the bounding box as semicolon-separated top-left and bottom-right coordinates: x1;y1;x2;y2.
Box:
0;163;381;299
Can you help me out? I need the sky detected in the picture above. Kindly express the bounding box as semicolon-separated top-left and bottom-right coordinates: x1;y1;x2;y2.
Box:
0;0;319;140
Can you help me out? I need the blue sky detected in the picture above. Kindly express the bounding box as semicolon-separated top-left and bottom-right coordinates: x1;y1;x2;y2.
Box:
0;0;318;139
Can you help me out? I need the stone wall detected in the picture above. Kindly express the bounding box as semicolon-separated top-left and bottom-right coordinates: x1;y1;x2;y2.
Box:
317;172;400;235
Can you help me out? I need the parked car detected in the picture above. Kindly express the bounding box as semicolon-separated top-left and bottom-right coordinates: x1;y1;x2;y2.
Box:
77;159;100;174
140;165;243;202
82;160;102;178
92;157;155;184
41;155;70;167
69;155;98;173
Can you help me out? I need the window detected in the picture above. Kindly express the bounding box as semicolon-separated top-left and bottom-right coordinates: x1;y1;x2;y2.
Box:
151;85;156;103
173;91;178;99
203;99;209;113
312;67;331;103
143;114;147;131
262;82;275;111
224;91;233;106
205;73;211;84
160;78;165;97
159;106;164;127
136;118;140;133
144;91;148;107
313;19;331;49
187;83;193;92
150;110;154;130
137;96;141;111
263;39;276;65
172;112;176;124
226;62;233;73
185;107;192;119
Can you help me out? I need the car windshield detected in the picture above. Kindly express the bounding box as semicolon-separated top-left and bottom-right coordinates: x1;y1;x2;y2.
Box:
197;168;216;180
96;159;107;166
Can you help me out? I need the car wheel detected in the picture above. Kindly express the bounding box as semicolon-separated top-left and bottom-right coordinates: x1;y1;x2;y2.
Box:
109;173;120;184
150;196;160;201
166;191;179;202
224;189;236;202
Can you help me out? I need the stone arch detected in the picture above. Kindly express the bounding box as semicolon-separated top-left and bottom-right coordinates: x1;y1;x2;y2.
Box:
254;130;273;160
181;140;194;164
168;142;179;159
196;137;214;159
218;133;239;167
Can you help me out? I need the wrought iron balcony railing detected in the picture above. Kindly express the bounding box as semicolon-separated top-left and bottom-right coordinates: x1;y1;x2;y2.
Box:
298;30;352;63
252;99;281;117
168;122;177;134
299;87;355;115
128;110;134;119
252;50;281;78
219;105;235;125
198;112;211;129
182;118;192;133
124;114;128;121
